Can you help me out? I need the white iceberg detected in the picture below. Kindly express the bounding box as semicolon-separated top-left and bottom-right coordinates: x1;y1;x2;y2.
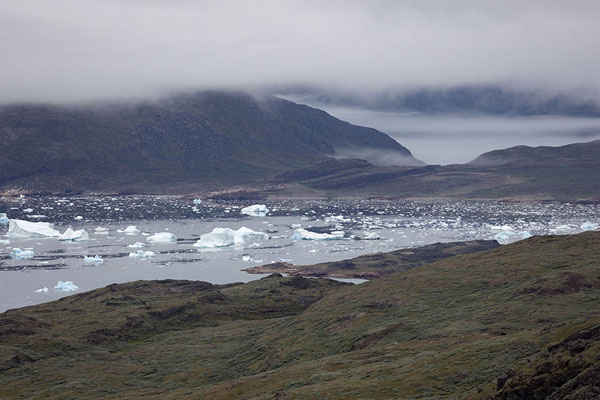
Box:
83;255;104;264
193;199;202;204
127;241;147;248
10;248;35;259
580;221;599;231
494;230;532;245
35;287;49;293
194;227;269;248
362;232;381;240
147;232;177;243
74;215;84;221
94;227;109;235
7;219;60;238
242;255;253;262
23;208;34;213
291;228;345;241
59;228;89;242
0;213;9;224
122;225;141;235
241;204;269;217
129;250;156;258
0;239;9;245
54;281;78;292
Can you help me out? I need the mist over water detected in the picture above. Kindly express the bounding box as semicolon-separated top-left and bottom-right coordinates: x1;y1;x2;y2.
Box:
281;97;600;164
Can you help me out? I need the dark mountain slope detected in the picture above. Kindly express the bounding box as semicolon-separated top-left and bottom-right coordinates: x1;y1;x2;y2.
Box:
0;91;418;193
1;232;599;398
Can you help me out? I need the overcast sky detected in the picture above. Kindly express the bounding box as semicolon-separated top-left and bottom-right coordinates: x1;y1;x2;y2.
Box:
1;0;600;103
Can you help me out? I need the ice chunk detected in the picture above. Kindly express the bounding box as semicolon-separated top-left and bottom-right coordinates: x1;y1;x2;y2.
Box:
23;208;34;213
83;255;104;264
242;255;253;262
193;199;202;204
74;215;84;221
94;226;109;235
0;213;9;224
54;281;78;291
122;225;141;235
291;228;345;240
35;287;49;293
147;232;177;243
194;227;269;248
129;250;156;258
10;248;35;259
241;204;269;217
362;232;381;240
494;230;532;245
59;228;89;242
0;239;9;245
127;242;147;248
580;221;599;231
7;219;60;238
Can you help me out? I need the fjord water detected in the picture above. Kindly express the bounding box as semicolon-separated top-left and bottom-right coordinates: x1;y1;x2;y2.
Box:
0;196;598;312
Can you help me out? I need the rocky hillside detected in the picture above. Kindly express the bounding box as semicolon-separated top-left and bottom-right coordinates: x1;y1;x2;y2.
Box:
0;91;418;193
1;232;599;398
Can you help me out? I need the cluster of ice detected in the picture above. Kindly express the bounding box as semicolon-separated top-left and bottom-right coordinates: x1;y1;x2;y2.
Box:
83;255;104;264
55;281;78;291
324;215;351;223
7;219;60;238
129;250;156;258
241;204;269;217
493;230;532;245
291;228;345;241
147;232;177;243
35;287;49;293
127;242;147;248
194;227;269;248
580;221;599;231
94;227;109;235
121;225;141;235
59;228;89;242
0;213;9;224
10;248;35;259
193;199;202;205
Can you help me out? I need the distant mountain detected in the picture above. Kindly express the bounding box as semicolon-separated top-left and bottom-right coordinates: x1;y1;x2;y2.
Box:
277;85;600;116
0;91;419;193
267;140;600;200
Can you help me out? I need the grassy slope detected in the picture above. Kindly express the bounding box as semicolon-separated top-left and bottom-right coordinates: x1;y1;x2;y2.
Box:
243;240;500;279
1;232;600;399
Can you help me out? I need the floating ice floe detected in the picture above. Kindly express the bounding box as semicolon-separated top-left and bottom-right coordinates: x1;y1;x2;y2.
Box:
147;232;177;243
0;213;9;224
241;204;269;217
83;255;104;264
74;215;84;221
0;239;9;245
193;199;202;205
127;242;147;248
35;287;49;293
291;228;345;241
94;227;109;235
23;208;34;213
494;230;532;245
325;215;351;223
55;281;78;291
120;225;141;235
10;248;35;259
580;221;599;231
242;255;253;262
7;219;60;238
59;228;89;242
129;250;156;258
194;227;269;248
361;232;381;240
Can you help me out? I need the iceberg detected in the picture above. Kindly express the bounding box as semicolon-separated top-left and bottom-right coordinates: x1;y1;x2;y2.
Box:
193;199;202;204
580;221;599;231
0;213;9;224
122;225;141;235
94;226;109;235
35;287;49;293
361;232;381;240
0;239;9;245
129;250;156;258
10;248;35;259
291;228;345;241
241;204;269;217
494;230;532;245
54;281;78;292
127;241;147;248
194;227;269;248
147;232;177;243
7;219;60;238
83;255;104;264
22;208;34;213
59;228;89;242
74;216;84;220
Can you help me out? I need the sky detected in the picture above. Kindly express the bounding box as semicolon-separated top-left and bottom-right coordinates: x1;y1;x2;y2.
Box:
1;0;600;103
